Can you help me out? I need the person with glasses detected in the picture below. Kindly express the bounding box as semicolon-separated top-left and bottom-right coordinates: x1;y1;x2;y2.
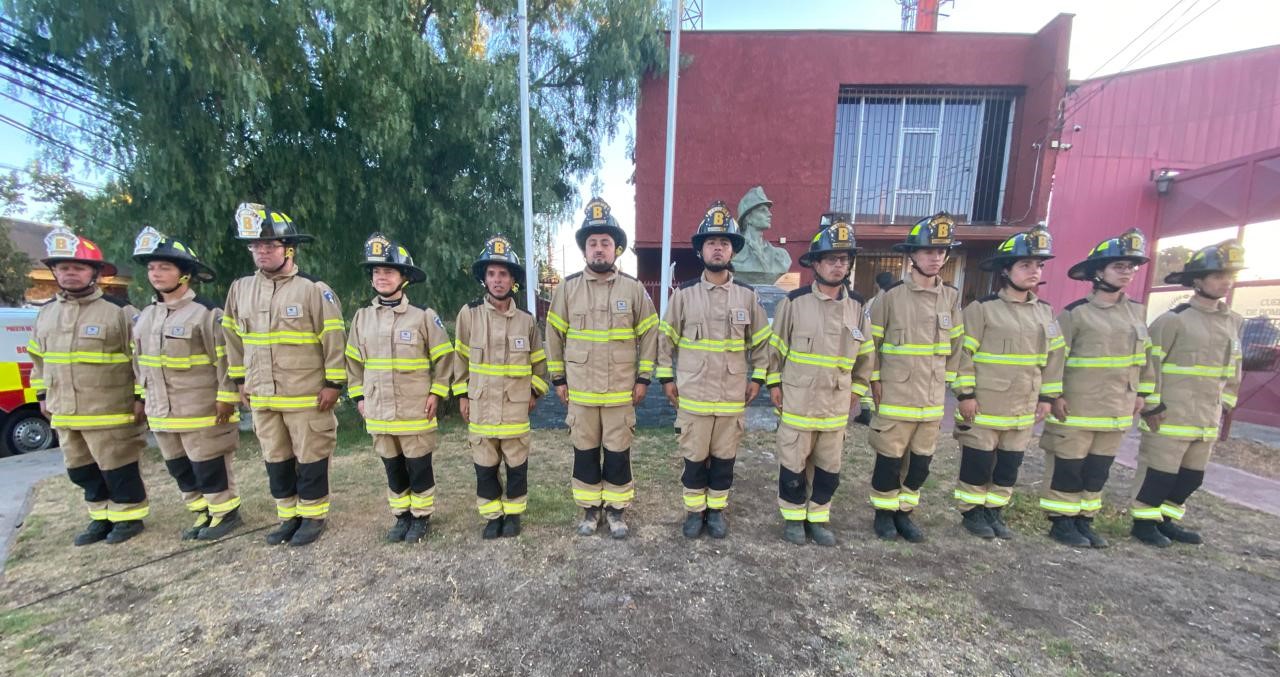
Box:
766;214;874;546
1039;229;1157;548
953;225;1065;540
222;203;347;547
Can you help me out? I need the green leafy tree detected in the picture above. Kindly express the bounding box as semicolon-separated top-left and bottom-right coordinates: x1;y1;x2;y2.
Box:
3;0;665;310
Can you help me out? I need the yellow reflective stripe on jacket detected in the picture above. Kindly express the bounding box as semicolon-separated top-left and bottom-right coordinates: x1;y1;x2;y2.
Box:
546;311;569;333
366;418;438;433
239;331;320;346
363;357;432;371
877;403;945;420
678;336;746;352
638;359;655;371
471;363;533;377
249;395;317;409
137;350;215;366
679;398;746;415
659;320;679;342
1047;415;1131;430
953;375;976;388
348;384;365;398
530;349;546;363
1161;363;1235;378
453;341;471;359
568;390;632;406
787;350;854;370
750;325;772;348
779;411;848;430
949;324;965;339
880;342;951;356
1065;353;1146;368
851;381;869;396
858;341;875;356
954;411;1036;428
546;360;565;372
319;318;345;336
1138;420;1218;439
634;313;659;337
148;413;241;431
227;365;246;378
566;327;635;342
39;351;131;365
1149;346;1167;359
30;377;45;390
972;351;1045;366
50;413;135;427
428;342;453;361
26;338;42;356
468;421;531;437
870;324;885;339
962;335;980;353
1047;335;1066;352
656;366;675;379
450;382;468;396
1221;392;1238;407
324;368;346;380
769;334;790;358
430;383;450;397
1040;381;1063;394
217;390;240;403
532;375;549;394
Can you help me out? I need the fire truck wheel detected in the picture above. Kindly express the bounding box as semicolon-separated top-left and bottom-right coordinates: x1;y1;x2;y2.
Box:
3;408;56;455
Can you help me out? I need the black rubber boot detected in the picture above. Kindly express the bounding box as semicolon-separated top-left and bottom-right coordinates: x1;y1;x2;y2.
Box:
288;518;326;547
873;510;898;540
182;511;210;541
1074;516;1109;548
961;508;995;539
501;514;522;538
805;522;836;547
705;509;728;539
604;507;629;540
386;513;413;543
987;507;1014;540
576;508;600;536
782;521;806;545
682;511;704;539
482;517;504;540
105;520;145;544
1048;516;1090;547
1157;519;1203;544
404;516;431;543
265;517;301;545
893;511;926;543
197;508;243;541
1131;519;1172;548
73;519;112;546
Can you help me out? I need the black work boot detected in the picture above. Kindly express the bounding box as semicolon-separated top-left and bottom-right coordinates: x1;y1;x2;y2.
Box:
501;514;522;538
893;511;926;543
1074;516;1109;548
386;513;413;542
73;519;112;546
404;516;431;543
182;511;211;541
1131;519;1172;548
1157;518;1203;544
197;508;243;541
682;511;705;539
604;507;629;540
873;510;899;540
265;517;302;545
705;509;728;539
482;517;504;540
576;508;600;536
288;518;326;547
961;508;995;539
105;520;145;544
987;507;1015;540
805;522;836;547
782;520;806;545
1048;516;1090;547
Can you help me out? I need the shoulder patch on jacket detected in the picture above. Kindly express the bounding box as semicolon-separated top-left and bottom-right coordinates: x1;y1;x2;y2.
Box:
193;295;220;311
101;294;130;308
732;279;755;291
978;293;1001;303
679;278;699;289
787;287;813;300
466;298;484;308
1171;303;1191;314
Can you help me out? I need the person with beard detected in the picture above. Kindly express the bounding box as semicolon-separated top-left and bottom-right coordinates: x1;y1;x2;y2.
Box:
1130;240;1245;548
131;227;244;541
222;203;346;547
656;202;771;540
1039;229;1157;548
767;215;874;547
953;225;1065;540
29;227;149;545
545;198;659;539
345;234;453;544
452;235;549;539
865;213;964;543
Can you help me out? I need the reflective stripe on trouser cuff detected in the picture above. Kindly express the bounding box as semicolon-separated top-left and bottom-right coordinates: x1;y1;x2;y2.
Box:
277;504;298;519
1131;505;1163;521
107;505;150;522
705;494;728;510
573;488;602;504
388;494;411;511
1079;497;1102;513
806;507;830;523
602;489;635;503
953;489;987;505
869;495;900;510
779;507;807;521
296;502;330;518
1160;502;1185;520
478;499;502;517
502;499;527;515
410;495;434;510
683;493;707;511
186;497;209;512
899;489;920;507
88;507;108;520
208;496;241;514
984;492;1010;507
1039;498;1081;515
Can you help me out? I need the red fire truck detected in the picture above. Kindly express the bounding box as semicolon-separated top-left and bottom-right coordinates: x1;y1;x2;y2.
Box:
0;308;56;455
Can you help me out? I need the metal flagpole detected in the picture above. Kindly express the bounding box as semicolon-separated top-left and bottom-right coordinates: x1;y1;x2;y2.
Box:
658;1;682;317
518;0;537;312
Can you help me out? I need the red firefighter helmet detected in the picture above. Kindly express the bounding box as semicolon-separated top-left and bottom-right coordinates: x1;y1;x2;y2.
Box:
41;227;118;277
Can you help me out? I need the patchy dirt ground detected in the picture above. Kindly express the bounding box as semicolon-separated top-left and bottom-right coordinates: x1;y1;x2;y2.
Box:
2;419;1278;677
1211;437;1280;480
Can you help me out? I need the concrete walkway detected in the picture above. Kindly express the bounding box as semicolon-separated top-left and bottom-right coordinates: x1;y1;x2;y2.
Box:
0;448;62;573
1114;430;1280;517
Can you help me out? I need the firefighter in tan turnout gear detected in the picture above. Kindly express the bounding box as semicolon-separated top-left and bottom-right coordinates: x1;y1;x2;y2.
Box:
345;234;452;544
545;198;659;539
953;226;1065;540
30;227;149;545
132;227;244;541
1040;229;1156;548
1131;240;1245;548
453;235;549;539
657;202;770;540
222;203;347;547
866;212;964;543
767;216;874;547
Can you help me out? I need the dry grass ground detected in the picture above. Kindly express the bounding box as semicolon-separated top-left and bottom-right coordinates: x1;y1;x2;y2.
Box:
2;413;1278;676
1210;437;1280;480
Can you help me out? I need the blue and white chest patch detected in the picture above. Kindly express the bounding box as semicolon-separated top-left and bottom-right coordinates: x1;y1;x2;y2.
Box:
615;299;629;312
398;330;414;343
285;305;301;318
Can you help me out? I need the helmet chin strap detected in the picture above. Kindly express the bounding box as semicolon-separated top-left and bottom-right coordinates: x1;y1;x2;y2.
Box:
55;266;100;296
1001;270;1036;293
814;271;847;288
485;283;518;301
1091;271;1122;293
907;251;946;278
1192;280;1224;300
